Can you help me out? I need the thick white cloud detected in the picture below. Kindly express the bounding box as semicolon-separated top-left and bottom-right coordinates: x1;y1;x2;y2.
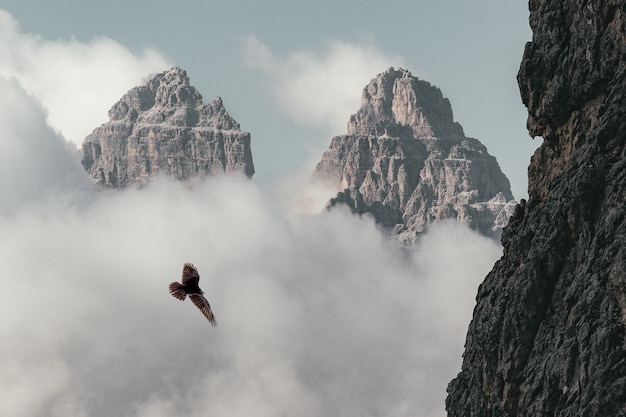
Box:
0;168;501;417
0;9;170;147
243;35;406;134
0;75;92;215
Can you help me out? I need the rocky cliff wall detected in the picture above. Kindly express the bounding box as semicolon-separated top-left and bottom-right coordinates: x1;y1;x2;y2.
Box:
314;68;515;242
82;68;254;188
446;1;626;416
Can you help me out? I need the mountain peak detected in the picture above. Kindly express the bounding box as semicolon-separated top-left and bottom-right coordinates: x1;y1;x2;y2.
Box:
314;68;514;243
82;67;254;188
153;67;202;108
347;67;464;138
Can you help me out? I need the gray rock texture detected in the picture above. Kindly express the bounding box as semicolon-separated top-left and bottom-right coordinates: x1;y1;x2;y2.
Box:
313;68;515;242
446;1;626;416
82;67;254;188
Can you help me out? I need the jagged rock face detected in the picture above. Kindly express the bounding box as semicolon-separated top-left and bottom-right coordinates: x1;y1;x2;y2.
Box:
314;68;515;242
82;68;254;188
446;2;626;416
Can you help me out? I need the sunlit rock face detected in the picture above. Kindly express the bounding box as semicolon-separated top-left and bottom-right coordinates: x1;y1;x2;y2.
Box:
446;1;626;416
82;67;254;188
313;67;515;243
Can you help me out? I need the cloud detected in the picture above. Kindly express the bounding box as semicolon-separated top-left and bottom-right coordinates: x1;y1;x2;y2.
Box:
0;71;501;416
0;75;92;215
243;35;406;134
0;9;171;148
0;167;501;417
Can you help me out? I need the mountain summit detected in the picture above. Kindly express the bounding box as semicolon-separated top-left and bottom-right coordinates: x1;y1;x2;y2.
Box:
314;67;515;242
346;67;465;139
81;67;254;188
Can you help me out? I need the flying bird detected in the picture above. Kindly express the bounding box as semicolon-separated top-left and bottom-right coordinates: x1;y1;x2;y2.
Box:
169;263;217;327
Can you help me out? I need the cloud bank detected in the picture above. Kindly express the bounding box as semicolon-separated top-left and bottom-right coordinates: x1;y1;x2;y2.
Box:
243;35;405;134
1;175;501;417
0;76;92;215
0;9;170;148
0;77;502;416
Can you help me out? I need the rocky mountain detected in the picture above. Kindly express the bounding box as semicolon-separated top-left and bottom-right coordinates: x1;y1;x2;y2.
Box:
446;1;626;416
81;67;254;188
313;67;516;242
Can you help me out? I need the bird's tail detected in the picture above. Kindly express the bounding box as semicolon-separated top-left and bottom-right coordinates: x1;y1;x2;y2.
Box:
169;282;186;300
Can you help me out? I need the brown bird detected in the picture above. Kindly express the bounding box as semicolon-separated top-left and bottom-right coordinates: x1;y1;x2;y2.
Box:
169;263;217;327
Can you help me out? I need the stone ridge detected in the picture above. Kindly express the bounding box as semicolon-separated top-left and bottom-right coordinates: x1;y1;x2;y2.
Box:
446;1;626;416
314;67;515;242
81;67;254;188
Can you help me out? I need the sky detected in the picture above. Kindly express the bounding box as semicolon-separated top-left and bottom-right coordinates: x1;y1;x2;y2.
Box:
0;2;535;416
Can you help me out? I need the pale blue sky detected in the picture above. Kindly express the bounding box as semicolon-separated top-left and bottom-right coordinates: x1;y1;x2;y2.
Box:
2;0;537;198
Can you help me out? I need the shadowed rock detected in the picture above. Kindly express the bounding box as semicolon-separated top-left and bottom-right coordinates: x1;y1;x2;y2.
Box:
446;2;626;416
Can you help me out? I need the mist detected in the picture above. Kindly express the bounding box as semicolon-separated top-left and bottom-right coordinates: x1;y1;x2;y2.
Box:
1;168;502;417
1;174;501;417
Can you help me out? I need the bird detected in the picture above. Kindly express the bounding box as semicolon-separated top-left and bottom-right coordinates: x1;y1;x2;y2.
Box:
169;263;217;327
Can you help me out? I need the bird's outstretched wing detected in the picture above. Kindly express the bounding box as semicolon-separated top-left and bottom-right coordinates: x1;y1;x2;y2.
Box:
189;293;218;327
181;263;200;286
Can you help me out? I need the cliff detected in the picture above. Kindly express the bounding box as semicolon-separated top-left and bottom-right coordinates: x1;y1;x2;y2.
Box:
446;1;626;416
81;68;254;188
313;68;515;242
